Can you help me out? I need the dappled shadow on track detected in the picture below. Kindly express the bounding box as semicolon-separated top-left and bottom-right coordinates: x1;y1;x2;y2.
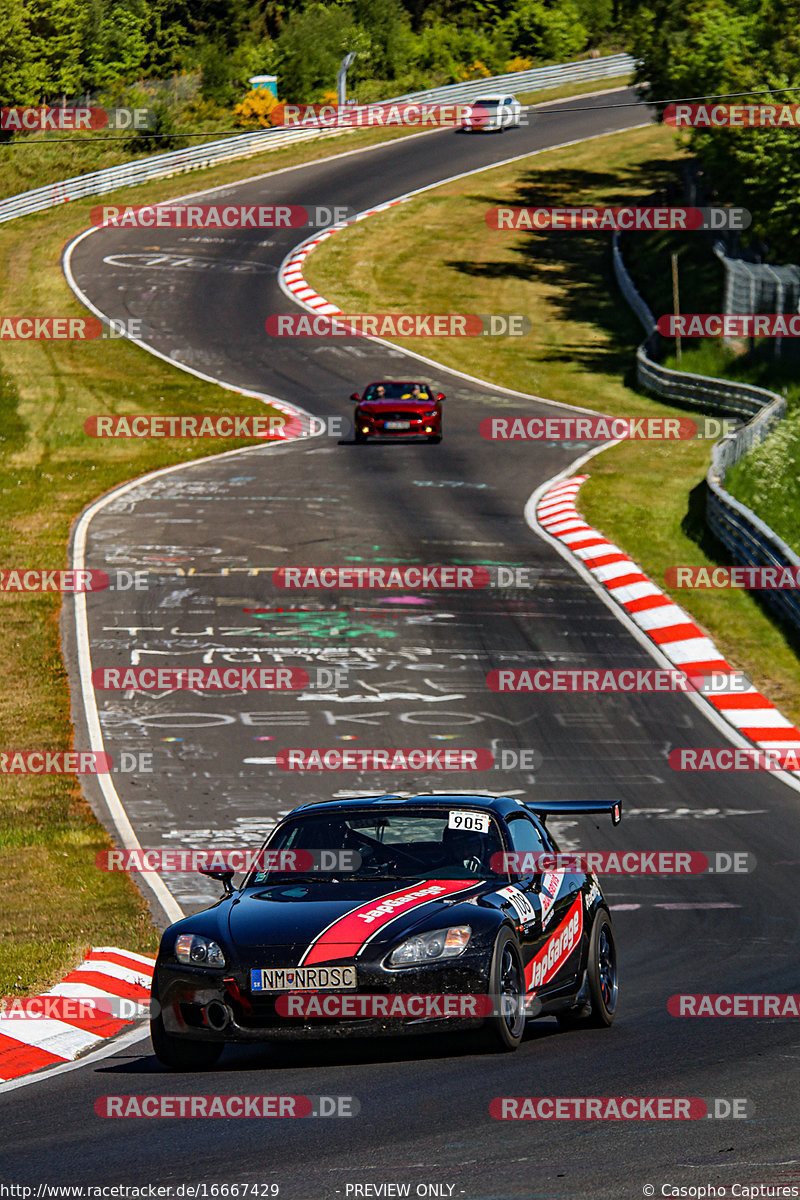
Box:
448;159;698;382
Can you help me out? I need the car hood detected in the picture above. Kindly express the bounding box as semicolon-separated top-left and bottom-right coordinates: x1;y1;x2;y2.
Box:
224;878;479;962
357;400;436;414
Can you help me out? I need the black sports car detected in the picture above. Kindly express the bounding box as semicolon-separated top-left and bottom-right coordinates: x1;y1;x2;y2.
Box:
150;793;621;1068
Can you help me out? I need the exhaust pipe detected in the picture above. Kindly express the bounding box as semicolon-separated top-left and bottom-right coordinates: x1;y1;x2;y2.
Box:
204;1000;231;1031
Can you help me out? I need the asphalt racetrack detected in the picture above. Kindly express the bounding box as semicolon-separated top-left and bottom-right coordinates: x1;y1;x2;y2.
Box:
2;88;800;1199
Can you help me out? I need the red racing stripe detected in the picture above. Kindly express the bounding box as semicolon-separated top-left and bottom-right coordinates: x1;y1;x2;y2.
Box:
525;896;584;994
300;880;477;966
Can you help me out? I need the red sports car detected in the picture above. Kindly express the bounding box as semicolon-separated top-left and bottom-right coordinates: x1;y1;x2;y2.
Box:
350;381;445;443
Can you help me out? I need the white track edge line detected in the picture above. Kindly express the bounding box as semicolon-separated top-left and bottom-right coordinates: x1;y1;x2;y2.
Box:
62;239;324;928
0;1023;152;1097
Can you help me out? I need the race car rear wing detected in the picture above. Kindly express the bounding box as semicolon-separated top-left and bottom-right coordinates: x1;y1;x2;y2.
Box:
524;800;622;826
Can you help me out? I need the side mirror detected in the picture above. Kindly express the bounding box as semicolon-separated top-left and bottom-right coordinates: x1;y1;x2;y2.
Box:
350;392;360;401
199;867;234;896
436;393;446;401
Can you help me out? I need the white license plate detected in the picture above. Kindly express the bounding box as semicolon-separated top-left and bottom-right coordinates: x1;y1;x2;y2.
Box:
448;809;491;833
250;966;357;992
385;420;410;430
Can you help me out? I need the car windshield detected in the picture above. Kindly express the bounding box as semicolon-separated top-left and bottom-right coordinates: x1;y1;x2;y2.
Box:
244;808;507;884
363;383;430;401
471;99;500;107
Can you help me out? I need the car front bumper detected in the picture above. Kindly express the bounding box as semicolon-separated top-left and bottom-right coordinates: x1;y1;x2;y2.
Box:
355;414;441;438
155;957;491;1043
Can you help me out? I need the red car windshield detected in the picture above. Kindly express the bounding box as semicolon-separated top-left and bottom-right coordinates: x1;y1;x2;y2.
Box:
363;383;431;401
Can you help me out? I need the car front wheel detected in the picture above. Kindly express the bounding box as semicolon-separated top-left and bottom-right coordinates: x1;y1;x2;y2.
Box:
477;927;526;1052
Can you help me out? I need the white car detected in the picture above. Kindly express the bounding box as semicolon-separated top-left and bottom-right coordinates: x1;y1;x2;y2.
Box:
462;93;523;132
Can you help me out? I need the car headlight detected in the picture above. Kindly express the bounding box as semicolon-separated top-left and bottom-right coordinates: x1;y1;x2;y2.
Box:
174;933;226;967
388;926;471;966
421;411;438;418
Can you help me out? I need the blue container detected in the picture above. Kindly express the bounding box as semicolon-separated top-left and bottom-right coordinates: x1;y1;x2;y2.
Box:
248;75;278;98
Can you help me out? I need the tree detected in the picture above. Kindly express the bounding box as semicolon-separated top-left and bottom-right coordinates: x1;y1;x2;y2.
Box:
273;4;371;100
633;0;800;257
351;0;415;81
87;4;150;89
0;0;37;105
501;0;588;61
24;0;90;96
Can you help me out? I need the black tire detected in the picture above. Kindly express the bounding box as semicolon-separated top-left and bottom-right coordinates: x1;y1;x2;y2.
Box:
150;981;224;1070
427;434;442;443
354;430;367;444
557;910;618;1030
476;927;526;1052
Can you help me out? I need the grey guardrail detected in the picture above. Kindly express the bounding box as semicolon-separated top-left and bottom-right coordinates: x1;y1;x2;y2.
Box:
382;52;635;106
611;235;779;420
0;124;347;223
0;53;635;226
634;346;777;420
612;233;800;633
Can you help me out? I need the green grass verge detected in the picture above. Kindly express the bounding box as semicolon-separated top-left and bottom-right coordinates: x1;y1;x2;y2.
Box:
723;410;800;556
303;121;800;729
